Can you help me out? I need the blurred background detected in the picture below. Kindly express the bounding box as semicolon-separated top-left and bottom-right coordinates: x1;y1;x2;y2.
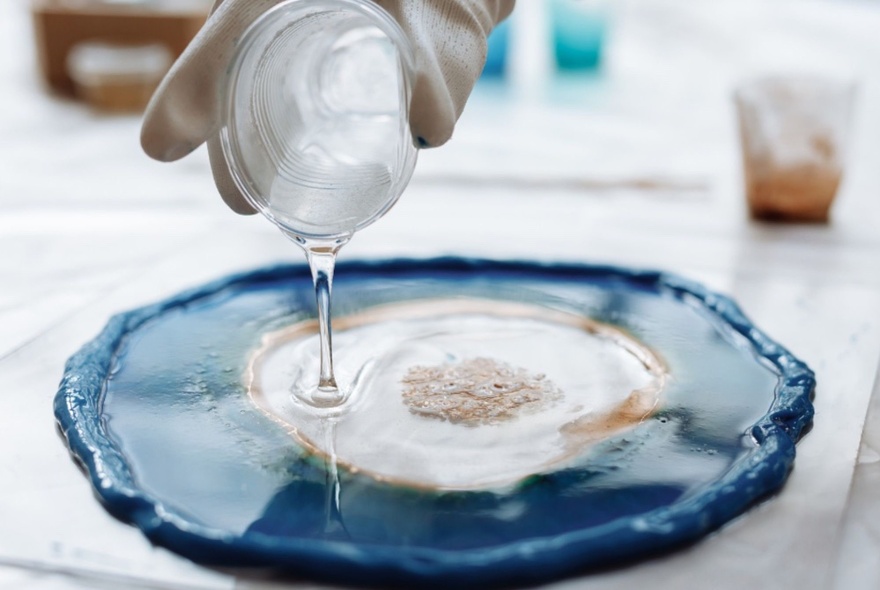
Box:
6;1;880;262
8;0;880;231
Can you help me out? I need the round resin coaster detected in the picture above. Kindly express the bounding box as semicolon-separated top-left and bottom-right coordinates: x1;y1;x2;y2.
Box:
55;258;814;588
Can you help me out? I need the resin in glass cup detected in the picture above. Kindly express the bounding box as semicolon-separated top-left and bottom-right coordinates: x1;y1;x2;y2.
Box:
220;0;418;407
735;75;855;222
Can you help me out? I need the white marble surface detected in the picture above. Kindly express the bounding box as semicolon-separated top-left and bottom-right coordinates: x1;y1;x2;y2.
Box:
2;0;880;588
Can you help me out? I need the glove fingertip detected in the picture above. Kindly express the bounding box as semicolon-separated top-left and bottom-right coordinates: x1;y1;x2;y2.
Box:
140;133;196;163
221;188;259;215
409;72;456;149
140;101;202;162
208;135;258;215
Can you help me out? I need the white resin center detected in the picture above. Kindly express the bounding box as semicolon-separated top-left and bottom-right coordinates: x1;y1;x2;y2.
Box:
247;299;666;490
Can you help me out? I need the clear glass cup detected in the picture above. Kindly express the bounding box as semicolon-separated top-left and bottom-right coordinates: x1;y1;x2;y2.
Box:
220;0;418;243
734;75;855;222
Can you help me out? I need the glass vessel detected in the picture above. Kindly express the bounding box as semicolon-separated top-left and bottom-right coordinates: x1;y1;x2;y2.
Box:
220;0;418;242
735;75;855;222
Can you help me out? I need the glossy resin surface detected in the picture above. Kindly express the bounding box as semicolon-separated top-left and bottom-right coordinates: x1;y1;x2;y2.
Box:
55;258;815;588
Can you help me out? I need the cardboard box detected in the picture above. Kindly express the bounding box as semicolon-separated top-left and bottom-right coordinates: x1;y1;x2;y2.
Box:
31;0;208;96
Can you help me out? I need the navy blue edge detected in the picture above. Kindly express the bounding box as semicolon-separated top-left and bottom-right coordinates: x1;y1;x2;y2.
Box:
54;257;815;588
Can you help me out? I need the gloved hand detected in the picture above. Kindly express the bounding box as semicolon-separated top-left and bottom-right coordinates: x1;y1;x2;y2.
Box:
140;0;515;214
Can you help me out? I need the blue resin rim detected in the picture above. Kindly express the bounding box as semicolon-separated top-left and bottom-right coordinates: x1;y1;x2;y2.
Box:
54;258;815;587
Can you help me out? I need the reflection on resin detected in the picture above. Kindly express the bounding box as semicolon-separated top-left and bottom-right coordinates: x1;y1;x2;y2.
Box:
247;298;667;489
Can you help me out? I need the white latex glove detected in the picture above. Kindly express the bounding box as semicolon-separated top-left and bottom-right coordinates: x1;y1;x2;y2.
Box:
141;0;515;214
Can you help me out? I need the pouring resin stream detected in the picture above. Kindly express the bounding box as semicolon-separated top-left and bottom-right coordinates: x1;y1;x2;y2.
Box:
221;0;418;407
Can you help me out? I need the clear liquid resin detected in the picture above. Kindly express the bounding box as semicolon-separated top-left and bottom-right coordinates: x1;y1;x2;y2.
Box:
295;237;348;407
248;298;667;490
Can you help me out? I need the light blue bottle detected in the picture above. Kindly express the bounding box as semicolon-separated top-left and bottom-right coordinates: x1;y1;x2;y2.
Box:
549;0;608;71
